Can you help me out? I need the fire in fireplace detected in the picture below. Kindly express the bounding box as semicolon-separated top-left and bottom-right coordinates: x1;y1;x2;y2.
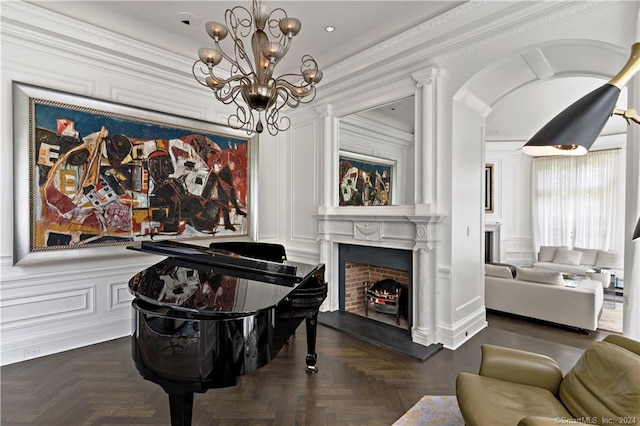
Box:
339;244;412;330
365;279;406;325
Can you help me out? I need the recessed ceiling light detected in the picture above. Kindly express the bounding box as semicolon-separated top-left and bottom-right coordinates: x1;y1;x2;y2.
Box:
177;12;200;27
325;26;335;33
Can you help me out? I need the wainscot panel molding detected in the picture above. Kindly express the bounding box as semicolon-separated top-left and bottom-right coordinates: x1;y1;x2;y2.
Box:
2;0;637;363
257;132;281;241
0;3;239;365
290;120;322;244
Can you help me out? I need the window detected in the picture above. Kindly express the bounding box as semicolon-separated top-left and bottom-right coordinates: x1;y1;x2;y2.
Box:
532;149;622;250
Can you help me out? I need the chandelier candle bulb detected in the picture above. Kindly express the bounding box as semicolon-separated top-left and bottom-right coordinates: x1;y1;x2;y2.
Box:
205;21;228;41
192;0;322;135
279;17;301;38
198;48;222;66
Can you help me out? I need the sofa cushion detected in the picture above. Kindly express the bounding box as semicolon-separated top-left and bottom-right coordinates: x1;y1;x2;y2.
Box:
552;249;582;266
485;264;514;279
559;341;640;421
595;250;623;269
538;246;568;262
572;247;598;266
516;267;564;286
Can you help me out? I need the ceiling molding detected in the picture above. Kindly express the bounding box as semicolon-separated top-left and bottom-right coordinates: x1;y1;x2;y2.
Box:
521;48;554;80
1;1;209;88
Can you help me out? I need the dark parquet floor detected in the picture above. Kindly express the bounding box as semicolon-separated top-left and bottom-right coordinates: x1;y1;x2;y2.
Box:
0;312;615;426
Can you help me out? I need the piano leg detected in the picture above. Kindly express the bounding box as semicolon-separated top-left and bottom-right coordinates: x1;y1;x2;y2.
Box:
168;391;194;426
304;312;319;374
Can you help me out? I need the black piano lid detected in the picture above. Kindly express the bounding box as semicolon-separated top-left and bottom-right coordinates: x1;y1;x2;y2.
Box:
128;241;325;317
130;240;303;280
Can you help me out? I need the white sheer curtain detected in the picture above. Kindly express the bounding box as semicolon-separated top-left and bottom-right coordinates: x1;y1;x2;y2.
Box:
532;149;621;251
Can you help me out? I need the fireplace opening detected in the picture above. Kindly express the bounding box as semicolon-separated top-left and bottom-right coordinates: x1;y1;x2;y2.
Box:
339;244;412;331
485;231;493;263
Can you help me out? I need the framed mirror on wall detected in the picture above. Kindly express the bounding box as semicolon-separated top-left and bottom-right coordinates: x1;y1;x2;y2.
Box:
337;96;415;207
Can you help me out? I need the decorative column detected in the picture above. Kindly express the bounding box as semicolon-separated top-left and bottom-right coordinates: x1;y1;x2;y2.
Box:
412;67;442;214
409;216;444;346
314;103;339;311
315;103;335;214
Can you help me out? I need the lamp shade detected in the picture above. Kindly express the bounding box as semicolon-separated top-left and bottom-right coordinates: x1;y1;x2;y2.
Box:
522;84;621;156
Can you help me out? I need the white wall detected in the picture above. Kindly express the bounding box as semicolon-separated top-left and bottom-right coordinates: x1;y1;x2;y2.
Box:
298;0;639;348
485;142;534;265
0;2;254;365
2;0;639;364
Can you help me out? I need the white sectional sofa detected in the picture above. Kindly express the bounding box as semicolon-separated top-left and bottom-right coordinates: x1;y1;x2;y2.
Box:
485;264;604;331
532;245;624;281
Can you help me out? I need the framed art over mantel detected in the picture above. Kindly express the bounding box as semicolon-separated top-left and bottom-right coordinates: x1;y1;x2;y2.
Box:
13;82;256;265
338;150;395;206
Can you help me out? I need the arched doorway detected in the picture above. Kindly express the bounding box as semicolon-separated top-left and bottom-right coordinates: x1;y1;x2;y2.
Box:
454;40;633;334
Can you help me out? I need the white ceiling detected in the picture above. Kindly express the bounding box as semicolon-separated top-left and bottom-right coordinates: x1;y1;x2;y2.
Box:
29;1;463;74
486;77;629;141
27;1;633;141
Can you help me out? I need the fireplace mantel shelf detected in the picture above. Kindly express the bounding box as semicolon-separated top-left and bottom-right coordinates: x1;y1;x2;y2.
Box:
315;211;446;252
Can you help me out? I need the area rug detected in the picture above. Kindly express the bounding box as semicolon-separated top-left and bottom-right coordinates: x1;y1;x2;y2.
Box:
598;301;623;333
392;395;464;425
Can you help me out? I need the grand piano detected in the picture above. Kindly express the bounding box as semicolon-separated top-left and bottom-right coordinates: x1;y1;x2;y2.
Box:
128;240;327;426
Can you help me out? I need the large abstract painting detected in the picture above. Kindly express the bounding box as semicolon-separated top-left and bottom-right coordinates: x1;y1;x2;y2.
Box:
338;151;394;206
13;83;253;263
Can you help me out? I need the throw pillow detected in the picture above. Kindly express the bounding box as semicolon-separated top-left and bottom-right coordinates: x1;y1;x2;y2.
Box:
572;247;598;266
538;245;568;262
553;249;583;266
595;251;623;269
516;267;564;286
485;264;514;279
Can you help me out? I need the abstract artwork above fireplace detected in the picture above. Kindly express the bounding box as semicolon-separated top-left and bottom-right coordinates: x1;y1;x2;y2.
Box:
338;151;395;206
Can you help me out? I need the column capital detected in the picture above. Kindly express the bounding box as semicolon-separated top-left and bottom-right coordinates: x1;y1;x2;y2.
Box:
411;66;443;88
314;103;333;118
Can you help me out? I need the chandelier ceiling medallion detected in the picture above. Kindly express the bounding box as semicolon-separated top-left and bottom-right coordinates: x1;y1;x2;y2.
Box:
192;0;323;135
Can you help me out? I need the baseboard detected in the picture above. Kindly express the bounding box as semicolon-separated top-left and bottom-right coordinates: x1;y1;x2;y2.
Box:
1;315;132;366
437;307;488;350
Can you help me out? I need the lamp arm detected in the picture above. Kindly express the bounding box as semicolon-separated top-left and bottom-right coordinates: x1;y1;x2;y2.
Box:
608;42;640;89
612;108;640;125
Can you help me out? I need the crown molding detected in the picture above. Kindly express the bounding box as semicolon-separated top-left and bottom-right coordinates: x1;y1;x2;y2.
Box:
0;1;225;93
316;1;606;104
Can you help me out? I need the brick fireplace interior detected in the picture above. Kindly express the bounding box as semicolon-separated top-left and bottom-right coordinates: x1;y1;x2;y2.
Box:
339;244;412;331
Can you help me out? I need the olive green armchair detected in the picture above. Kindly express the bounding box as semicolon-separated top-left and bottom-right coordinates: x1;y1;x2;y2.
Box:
456;334;640;425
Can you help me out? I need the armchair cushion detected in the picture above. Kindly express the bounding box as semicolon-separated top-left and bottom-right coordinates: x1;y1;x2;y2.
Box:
456;336;640;426
478;344;563;394
456;374;571;426
559;340;640;421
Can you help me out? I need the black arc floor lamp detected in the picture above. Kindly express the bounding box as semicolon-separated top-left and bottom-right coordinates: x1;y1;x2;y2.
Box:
521;42;640;240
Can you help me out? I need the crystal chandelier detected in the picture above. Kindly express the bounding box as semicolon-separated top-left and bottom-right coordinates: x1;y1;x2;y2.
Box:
192;0;323;135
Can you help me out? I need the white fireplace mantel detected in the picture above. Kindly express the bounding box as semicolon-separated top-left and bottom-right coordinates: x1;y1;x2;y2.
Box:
315;212;446;347
485;221;503;263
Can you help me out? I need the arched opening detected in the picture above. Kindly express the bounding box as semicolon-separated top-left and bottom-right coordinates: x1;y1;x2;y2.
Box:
454;40;631;333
